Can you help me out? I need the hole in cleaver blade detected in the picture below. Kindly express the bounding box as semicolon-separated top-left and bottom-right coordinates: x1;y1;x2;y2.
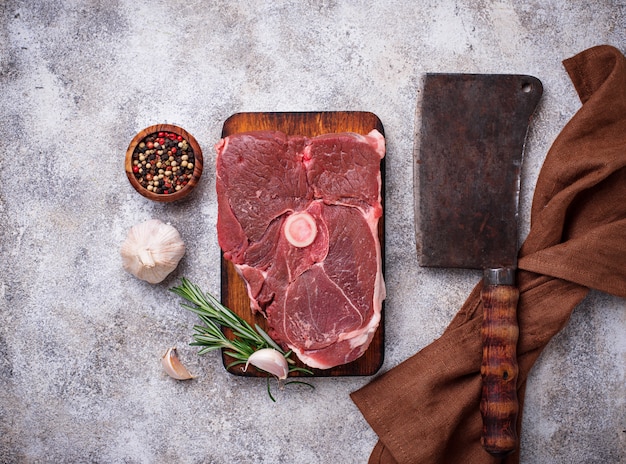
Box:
414;73;543;270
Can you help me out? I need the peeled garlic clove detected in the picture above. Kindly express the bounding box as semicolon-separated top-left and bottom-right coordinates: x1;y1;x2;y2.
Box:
121;219;185;284
244;348;289;380
161;347;194;380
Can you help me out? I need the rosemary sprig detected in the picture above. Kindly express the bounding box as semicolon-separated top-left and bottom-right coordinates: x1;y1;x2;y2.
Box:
170;278;313;399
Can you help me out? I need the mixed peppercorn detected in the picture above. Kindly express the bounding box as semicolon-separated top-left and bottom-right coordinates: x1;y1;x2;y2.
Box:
131;131;195;195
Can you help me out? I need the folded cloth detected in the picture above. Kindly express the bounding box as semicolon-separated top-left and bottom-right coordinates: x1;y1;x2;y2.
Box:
350;44;626;464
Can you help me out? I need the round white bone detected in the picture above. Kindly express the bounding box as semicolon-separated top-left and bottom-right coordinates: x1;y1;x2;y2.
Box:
284;212;317;247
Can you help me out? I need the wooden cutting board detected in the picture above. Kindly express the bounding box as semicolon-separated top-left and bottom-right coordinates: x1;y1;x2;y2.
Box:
219;111;385;377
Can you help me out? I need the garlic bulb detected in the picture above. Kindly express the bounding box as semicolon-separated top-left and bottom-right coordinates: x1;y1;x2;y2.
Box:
161;347;194;380
121;219;185;284
244;348;289;380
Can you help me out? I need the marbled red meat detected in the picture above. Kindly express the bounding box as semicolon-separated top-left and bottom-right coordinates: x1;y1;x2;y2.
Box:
215;129;385;369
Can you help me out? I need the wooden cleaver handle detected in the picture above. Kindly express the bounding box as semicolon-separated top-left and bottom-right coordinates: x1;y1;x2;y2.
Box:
480;268;520;457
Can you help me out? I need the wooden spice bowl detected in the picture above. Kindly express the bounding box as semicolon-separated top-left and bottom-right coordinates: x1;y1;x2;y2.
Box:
125;124;203;202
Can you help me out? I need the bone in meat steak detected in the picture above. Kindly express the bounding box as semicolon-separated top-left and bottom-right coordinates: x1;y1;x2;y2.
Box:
215;130;385;369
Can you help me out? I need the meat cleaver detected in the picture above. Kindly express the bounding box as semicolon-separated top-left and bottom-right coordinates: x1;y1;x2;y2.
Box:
415;74;542;456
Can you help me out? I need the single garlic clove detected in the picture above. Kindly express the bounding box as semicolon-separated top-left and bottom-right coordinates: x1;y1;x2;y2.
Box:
161;347;194;380
244;348;289;380
121;219;186;284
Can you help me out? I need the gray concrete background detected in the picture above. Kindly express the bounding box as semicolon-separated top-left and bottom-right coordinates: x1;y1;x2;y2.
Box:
1;1;624;463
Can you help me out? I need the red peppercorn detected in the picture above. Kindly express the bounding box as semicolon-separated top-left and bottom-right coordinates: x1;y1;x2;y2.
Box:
171;147;177;154
146;141;154;149
133;166;139;173
177;135;183;141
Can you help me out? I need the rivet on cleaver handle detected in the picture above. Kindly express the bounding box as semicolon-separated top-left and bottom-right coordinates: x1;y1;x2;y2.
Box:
415;73;543;456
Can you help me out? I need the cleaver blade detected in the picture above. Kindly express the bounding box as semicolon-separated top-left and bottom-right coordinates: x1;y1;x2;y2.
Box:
415;73;542;457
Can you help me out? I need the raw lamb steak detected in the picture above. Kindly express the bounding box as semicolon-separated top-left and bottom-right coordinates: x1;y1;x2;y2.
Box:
215;129;385;369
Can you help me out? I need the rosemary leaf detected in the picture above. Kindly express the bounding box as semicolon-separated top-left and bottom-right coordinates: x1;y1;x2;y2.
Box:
254;324;283;352
288;366;315;375
226;359;246;370
197;346;221;355
284;380;315;390
266;377;276;402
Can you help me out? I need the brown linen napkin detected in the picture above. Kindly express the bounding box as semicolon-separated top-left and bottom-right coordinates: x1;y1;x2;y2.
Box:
351;44;626;464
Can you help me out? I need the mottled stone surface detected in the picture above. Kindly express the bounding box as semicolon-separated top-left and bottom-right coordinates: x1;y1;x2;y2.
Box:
1;1;624;463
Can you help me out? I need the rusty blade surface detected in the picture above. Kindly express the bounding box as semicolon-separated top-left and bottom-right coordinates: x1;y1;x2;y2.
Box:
416;74;542;269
